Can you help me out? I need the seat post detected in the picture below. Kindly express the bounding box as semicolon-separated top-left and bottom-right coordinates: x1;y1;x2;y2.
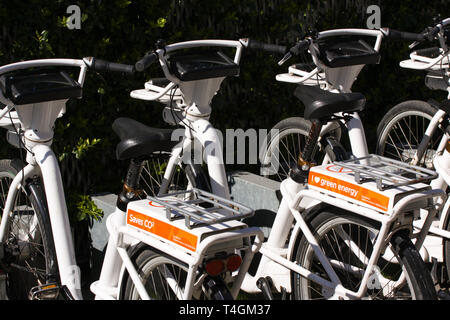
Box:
289;119;323;183
117;157;145;211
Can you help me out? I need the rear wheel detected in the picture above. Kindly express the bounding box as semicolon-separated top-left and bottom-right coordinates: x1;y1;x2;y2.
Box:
0;159;57;300
139;151;209;198
376;100;446;169
292;210;437;300
260;117;340;181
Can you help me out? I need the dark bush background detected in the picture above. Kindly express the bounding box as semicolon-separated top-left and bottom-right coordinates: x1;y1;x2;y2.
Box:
0;0;449;200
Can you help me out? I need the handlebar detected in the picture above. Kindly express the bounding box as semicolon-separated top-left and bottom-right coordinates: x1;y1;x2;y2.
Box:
89;57;135;74
278;39;312;66
135;38;287;73
135;52;159;72
246;39;286;55
383;28;426;42
426;25;441;41
382;18;449;43
289;39;312;55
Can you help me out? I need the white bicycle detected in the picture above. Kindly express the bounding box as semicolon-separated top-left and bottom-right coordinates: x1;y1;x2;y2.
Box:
0;39;273;300
0;56;139;299
376;18;450;291
90;38;292;300
237;28;447;300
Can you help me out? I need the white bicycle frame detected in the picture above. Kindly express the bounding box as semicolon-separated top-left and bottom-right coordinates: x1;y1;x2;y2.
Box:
91;39;264;300
0;58;90;300
242;29;446;299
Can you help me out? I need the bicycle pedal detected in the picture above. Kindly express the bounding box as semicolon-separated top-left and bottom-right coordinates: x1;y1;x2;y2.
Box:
29;283;61;300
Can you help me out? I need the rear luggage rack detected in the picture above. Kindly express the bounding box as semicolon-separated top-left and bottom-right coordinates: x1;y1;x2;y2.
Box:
333;154;438;191
148;188;254;229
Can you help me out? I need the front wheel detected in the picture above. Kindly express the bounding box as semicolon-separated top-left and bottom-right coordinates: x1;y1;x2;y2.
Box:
291;210;437;300
0;159;58;300
121;246;190;300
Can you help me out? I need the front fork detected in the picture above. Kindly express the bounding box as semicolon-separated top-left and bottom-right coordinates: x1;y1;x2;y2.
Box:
0;144;82;300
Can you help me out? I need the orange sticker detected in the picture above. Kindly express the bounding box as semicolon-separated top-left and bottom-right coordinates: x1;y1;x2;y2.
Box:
325;164;353;173
127;209;198;251
148;201;164;208
308;171;389;212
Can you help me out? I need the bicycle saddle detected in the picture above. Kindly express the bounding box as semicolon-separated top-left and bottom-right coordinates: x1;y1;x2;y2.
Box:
112;117;180;160
294;85;366;121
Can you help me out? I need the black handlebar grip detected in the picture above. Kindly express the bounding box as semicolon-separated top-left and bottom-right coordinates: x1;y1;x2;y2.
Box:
247;39;287;54
135;52;158;72
289;39;310;56
387;29;426;42
91;59;135;74
426;25;441;41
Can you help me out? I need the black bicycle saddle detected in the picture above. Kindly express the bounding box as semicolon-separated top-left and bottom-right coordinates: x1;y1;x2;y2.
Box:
112;117;180;160
294;85;366;121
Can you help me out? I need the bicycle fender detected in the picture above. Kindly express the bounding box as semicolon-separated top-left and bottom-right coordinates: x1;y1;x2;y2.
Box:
439;198;450;231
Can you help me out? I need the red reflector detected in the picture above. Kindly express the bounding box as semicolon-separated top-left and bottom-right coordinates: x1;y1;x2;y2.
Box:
205;259;225;276
226;254;242;272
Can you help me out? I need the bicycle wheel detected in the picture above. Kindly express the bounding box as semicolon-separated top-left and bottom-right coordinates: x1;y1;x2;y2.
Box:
139;151;209;198
122;246;190;300
260;117;340;181
0;159;57;300
292;209;437;300
443;211;450;281
376;100;446;169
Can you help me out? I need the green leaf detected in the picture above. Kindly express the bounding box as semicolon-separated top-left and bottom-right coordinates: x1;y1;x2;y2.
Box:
157;17;167;28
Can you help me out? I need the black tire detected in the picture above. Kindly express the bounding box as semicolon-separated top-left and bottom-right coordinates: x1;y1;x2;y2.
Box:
121;245;190;300
121;243;234;300
260;117;340;181
0;159;57;299
292;209;437;300
376;100;445;169
443;211;450;282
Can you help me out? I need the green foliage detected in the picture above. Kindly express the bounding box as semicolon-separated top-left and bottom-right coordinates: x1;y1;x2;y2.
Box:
67;193;104;223
59;137;101;161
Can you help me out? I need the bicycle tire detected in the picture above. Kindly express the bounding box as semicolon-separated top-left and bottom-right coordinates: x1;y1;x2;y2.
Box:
121;245;190;300
443;211;450;282
139;151;209;198
376;100;446;169
260;117;340;181
0;159;58;300
291;209;437;300
121;244;232;300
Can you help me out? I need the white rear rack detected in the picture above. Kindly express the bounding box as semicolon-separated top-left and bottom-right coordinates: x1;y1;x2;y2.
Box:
334;154;438;191
148;188;254;229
